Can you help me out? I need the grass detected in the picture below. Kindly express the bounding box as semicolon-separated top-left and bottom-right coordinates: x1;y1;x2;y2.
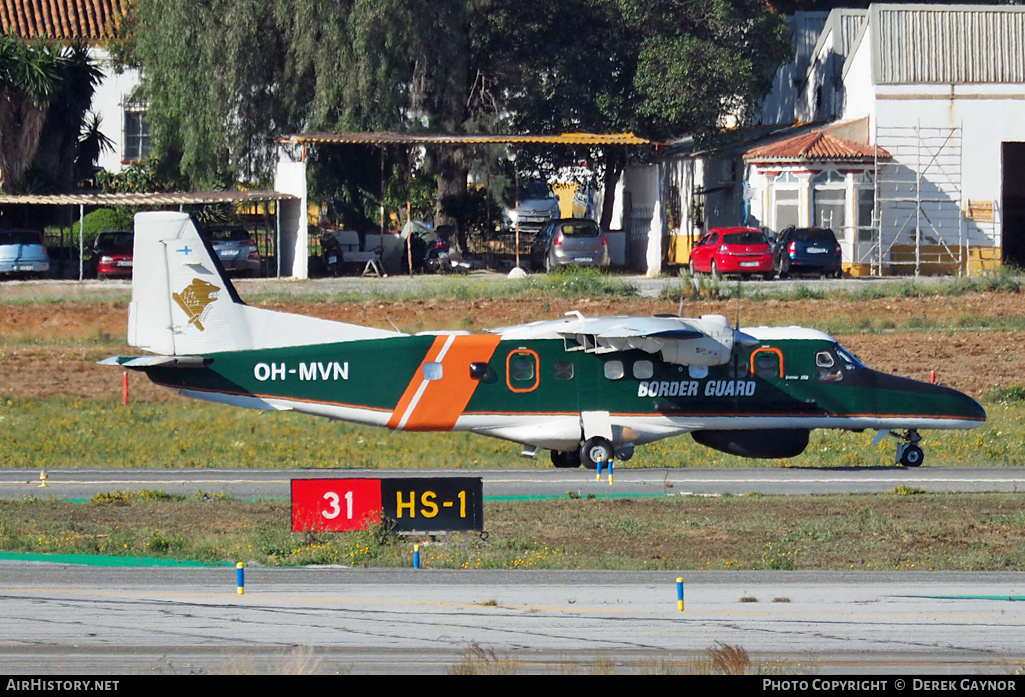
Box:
660;266;1025;303
0;395;1020;469
4;490;1025;570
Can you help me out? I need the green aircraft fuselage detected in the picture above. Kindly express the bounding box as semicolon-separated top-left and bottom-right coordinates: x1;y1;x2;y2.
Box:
130;329;985;449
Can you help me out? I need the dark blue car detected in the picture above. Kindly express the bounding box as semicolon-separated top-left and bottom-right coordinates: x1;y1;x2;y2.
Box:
773;227;842;278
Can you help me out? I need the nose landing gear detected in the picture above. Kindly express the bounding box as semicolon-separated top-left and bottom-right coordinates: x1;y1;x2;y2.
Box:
893;429;924;467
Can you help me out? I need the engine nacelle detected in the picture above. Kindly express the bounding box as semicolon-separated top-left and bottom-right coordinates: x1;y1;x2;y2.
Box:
691;429;810;459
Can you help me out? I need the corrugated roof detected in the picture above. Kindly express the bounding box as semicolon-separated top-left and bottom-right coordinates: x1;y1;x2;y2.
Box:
0;191;296;206
873;4;1025;84
744;130;891;162
0;0;130;40
278;132;654;146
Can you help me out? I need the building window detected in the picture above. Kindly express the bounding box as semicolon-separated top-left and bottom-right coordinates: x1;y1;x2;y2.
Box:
857;172;876;242
812;171;846;237
772;172;800;233
123;110;153;162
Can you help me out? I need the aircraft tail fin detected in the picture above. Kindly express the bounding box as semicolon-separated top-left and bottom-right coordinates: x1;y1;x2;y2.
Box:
128;211;404;356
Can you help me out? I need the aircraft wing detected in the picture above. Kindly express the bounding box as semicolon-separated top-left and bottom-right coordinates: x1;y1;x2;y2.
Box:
554;315;759;367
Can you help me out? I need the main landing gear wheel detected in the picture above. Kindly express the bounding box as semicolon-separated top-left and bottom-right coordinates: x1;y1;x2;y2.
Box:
894;429;924;467
899;445;924;467
550;449;582;468
580;437;614;470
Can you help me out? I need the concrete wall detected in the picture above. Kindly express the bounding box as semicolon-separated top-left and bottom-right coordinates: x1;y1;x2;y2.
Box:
273;154;308;278
88;48;141;175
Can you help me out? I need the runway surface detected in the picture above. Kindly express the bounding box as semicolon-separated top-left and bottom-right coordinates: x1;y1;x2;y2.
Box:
2;564;1024;675
3;468;1025;675
3;467;1025;500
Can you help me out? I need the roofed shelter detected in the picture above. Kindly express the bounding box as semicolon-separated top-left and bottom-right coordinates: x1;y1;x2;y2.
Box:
0;190;300;280
275;131;656;277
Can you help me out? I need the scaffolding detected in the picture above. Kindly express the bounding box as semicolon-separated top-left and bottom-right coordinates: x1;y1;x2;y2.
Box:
872;123;965;276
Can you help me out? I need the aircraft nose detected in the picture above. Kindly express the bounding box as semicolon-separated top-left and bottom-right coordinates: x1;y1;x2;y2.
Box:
957;390;987;424
867;370;986;426
922;379;986;424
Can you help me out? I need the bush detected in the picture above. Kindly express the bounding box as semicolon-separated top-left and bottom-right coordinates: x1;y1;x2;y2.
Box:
70;208;135;249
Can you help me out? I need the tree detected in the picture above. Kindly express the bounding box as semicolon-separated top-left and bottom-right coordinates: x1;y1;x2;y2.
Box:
32;43;107;191
0;34;65;193
508;0;790;229
130;0;788;231
133;0;297;190
0;35;108;195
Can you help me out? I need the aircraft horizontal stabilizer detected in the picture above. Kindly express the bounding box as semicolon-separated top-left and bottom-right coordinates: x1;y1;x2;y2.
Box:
99;355;211;369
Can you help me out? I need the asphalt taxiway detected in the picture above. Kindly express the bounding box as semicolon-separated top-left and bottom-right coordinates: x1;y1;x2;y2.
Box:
2;565;1024;675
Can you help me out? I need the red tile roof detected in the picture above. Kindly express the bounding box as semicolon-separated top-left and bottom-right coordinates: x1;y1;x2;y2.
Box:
744;130;891;162
0;0;131;41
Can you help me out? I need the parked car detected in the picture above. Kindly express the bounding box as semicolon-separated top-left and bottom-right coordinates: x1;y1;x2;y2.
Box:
204;225;261;276
772;226;843;278
92;230;134;279
502;180;562;236
0;228;50;279
571;179;598;221
688;227;774;279
529;218;610;272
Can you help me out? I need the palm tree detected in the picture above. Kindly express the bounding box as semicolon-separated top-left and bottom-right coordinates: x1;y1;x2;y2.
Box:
0;33;68;193
32;42;107;192
75;112;115;187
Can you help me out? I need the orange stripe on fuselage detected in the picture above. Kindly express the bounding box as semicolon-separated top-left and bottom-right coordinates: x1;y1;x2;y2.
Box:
386;334;502;431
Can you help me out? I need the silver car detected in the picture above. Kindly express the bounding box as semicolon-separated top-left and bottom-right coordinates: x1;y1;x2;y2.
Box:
204;225;261;276
503;180;562;237
530;218;610;272
0;229;50;278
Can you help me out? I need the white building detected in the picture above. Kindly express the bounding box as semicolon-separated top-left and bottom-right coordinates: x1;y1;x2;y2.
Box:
650;4;1025;276
0;1;146;178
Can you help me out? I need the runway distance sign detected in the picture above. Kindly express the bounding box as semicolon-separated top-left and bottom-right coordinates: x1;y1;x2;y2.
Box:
291;477;483;532
291;478;382;532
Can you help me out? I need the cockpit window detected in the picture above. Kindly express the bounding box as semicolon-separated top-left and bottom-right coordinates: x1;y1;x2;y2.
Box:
815;344;864;383
835;345;865;369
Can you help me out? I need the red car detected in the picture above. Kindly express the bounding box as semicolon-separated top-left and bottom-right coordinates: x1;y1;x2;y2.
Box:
93;230;134;279
688;227;774;279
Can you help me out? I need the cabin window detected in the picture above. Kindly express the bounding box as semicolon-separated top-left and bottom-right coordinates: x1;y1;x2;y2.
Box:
604;360;624;380
469;362;490;380
422;362;443;381
728;360;749;379
506;349;540;393
688;365;709;379
633;360;654;379
553;361;574;380
510;357;534;382
751;348;784;379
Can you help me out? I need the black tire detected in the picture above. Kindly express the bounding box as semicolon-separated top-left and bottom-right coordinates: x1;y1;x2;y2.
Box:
900;445;924;468
550;449;581;469
580;437;614;469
